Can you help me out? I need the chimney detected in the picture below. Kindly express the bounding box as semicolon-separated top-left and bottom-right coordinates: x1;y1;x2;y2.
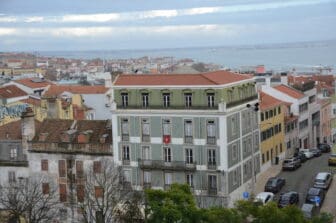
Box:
21;107;35;141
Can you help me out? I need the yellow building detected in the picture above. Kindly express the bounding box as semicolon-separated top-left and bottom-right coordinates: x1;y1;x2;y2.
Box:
259;91;286;170
41;96;74;120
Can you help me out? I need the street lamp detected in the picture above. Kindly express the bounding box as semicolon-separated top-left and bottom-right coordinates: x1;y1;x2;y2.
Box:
246;103;259;194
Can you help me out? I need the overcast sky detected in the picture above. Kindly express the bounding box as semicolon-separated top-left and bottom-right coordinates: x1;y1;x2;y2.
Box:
0;0;335;51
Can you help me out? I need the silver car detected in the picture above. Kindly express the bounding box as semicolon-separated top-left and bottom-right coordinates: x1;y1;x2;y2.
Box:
313;172;332;190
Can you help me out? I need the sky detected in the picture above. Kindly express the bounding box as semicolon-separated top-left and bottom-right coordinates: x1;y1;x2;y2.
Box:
0;0;335;51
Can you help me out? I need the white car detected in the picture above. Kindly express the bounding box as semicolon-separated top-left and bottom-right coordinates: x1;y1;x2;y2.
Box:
300;149;314;159
254;192;275;205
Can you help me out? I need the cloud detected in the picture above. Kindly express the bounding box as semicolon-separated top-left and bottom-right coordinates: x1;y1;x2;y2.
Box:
0;0;334;24
0;24;243;38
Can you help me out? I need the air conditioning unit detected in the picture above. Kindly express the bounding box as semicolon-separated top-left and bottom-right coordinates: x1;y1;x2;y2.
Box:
105;103;110;107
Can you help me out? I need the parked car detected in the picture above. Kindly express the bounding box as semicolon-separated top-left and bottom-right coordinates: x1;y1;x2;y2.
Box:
300;149;314;159
317;143;331;153
301;203;319;219
254;192;275;205
313;172;332;190
328;154;336;166
294;151;307;163
305;187;325;205
282;157;301;171
278;191;299;208
310;148;322;157
264;177;286;193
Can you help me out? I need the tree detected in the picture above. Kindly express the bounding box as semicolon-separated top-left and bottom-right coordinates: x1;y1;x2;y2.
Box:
0;176;60;223
311;212;334;223
80;159;135;223
114;191;144;223
202;207;242;223
145;184;202;223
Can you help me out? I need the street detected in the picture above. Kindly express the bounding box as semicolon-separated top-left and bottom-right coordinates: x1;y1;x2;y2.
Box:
276;153;335;211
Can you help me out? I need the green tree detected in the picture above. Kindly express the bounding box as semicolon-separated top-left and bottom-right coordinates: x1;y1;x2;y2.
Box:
202;207;242;223
311;212;334;223
145;184;201;223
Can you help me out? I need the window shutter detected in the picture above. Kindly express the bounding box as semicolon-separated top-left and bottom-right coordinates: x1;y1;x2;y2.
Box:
59;160;66;177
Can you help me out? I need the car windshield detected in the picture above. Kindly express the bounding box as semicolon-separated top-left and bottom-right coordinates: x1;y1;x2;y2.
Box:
308;188;319;196
279;195;290;203
315;179;325;183
330;154;336;158
283;160;292;164
266;179;277;186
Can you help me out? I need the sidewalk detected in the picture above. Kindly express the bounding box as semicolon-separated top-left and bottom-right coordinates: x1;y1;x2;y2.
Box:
255;164;282;194
320;174;336;215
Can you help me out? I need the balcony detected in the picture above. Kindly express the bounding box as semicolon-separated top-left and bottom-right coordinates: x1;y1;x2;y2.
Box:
142;135;150;143
138;159;197;171
117;105;218;110
122;159;130;165
208;188;217;196
226;94;258;109
292;81;315;92
0;159;28;167
207;137;216;145
207;162;217;170
184;136;193;144
143;182;151;189
122;134;129;141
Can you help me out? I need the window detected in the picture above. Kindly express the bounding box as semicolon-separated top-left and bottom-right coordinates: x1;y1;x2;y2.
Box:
163;93;170;108
266;151;269;161
232;144;238;160
95;186;104;198
228;90;234;102
207;120;216;144
278;107;281;114
59;184;67;202
141;118;150;142
231;117;237;134
280;143;283;153
186;173;193;188
121;92;128;107
121;118;129;141
262;153;265;164
77;185;84;202
41;159;48;171
164;147;172;162
162;119;171;136
265;111;268;119
142;146;150;160
10;148;17;159
144;171;151;183
184;120;193;143
142;93;149;108
207;93;215;108
164;172;172;185
287;141;291;149
185;148;193;164
273;108;277;116
269;110;273;117
76;161;84;178
299;119;308;130
8;171;15;183
233;170;238;185
184;93;192;108
122;145;130;163
208;149;216;167
93;161;102;174
208;175;217;193
42;183;49;195
299;103;308;113
123;170;131;183
58;160;66;177
261;112;264;121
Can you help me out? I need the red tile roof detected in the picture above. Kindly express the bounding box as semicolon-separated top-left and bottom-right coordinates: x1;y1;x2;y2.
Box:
31;119;112;144
14;78;54;88
44;85;109;97
20;96;41;106
0;85;28;98
259;91;284;110
274;85;305;99
113;70;252;86
0;119;41;140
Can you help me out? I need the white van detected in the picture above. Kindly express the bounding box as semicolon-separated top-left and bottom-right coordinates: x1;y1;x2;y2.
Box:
313;172;332;190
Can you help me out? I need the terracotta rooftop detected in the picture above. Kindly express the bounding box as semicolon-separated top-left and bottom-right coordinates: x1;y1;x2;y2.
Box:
14;78;54;88
113;70;252;86
0;119;42;140
44;85;109;97
32;119;112;144
285;115;299;123
0;85;28;99
274;85;305;99
20;96;41;106
259;91;284;110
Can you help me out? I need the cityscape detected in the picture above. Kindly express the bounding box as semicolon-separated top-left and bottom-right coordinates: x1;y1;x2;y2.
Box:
0;0;336;223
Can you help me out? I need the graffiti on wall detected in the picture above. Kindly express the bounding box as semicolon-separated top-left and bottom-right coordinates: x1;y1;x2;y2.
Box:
0;104;29;119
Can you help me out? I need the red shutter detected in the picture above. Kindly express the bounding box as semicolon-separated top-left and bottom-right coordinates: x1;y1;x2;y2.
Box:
42;183;49;195
41;160;48;171
93;161;101;174
59;184;67;202
59;160;66;177
95;186;103;198
77;185;84;202
76;161;84;178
